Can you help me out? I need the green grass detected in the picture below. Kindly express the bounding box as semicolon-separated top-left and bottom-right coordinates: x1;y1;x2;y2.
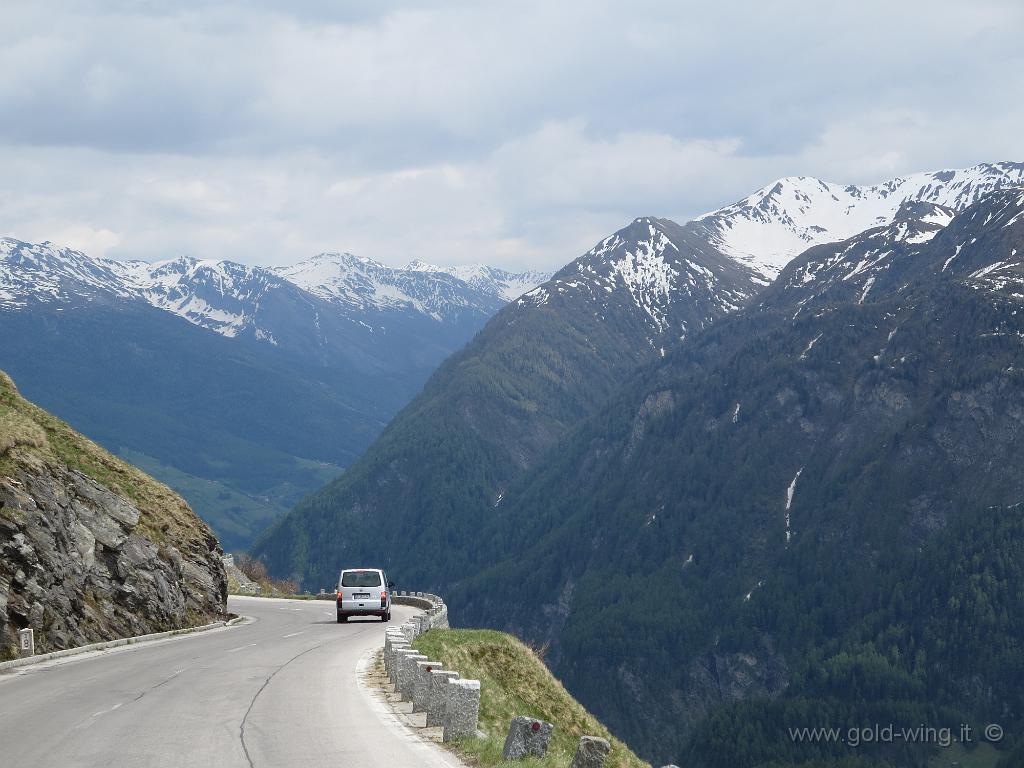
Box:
413;628;648;768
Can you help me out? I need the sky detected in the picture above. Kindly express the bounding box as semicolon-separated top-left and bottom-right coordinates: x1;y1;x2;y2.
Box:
1;1;1022;271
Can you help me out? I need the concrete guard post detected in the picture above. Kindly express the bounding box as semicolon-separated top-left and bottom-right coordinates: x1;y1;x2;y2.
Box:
398;652;428;700
381;590;478;736
387;643;410;685
426;670;460;727
413;660;440;712
392;649;419;693
442;679;480;742
384;630;408;677
386;640;409;683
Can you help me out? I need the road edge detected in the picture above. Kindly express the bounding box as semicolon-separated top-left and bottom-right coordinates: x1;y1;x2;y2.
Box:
0;615;246;674
355;643;468;766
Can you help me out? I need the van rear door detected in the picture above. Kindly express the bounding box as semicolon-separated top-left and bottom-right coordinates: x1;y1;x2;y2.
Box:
339;569;382;610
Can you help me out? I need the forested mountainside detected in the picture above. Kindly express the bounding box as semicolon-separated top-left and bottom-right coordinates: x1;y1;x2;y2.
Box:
0;370;226;659
453;189;1024;766
257;162;1024;592
253;216;764;588
254;164;1024;765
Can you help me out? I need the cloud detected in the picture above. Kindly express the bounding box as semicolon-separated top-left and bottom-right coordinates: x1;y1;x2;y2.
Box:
0;0;1021;271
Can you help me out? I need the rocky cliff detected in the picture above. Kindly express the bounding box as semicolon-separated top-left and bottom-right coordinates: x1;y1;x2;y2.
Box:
0;371;227;659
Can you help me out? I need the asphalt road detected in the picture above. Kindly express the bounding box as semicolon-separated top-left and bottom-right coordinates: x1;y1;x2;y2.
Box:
0;596;463;768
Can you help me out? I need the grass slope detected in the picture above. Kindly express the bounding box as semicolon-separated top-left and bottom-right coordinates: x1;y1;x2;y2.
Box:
413;629;648;768
0;370;212;551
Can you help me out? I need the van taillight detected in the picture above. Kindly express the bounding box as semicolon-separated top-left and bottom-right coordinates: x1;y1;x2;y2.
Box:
381;591;387;600
337;590;343;599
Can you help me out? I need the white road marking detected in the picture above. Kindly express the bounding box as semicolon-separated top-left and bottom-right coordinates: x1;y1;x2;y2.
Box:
226;643;258;653
281;632;305;638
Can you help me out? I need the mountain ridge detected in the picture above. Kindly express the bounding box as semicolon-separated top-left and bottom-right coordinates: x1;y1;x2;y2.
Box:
256;162;1024;591
253;210;765;589
0;237;551;340
450;185;1024;765
690;160;1024;278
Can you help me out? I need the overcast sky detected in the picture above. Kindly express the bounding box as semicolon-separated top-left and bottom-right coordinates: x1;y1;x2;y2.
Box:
1;1;1022;270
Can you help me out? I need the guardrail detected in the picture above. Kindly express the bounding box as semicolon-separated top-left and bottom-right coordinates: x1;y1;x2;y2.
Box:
381;591;479;743
390;591;449;631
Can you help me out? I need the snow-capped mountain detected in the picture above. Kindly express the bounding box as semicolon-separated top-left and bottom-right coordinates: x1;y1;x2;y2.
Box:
276;253;511;324
761;188;1024;321
517;216;762;345
693;161;1024;279
0;238;548;343
494;162;1023;354
930;187;1024;299
111;256;300;342
0;238;137;309
0;237;547;552
405;260;553;302
762;200;956;314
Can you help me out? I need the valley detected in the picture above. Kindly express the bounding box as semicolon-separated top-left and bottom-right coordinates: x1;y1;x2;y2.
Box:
0;240;549;550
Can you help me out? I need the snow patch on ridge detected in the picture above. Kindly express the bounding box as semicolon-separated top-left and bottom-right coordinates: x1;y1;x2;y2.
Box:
696;162;1024;279
784;468;803;545
610;225;679;331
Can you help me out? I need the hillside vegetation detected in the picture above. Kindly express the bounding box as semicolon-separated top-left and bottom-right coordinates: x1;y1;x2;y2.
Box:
0;369;226;657
452;192;1024;766
413;629;647;768
254;217;762;591
1;371;211;549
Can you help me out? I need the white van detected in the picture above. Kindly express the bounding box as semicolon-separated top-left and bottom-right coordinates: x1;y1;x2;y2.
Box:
336;568;393;623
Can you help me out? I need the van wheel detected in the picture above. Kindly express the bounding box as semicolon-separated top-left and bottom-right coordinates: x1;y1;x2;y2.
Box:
337;614;347;623
382;611;391;622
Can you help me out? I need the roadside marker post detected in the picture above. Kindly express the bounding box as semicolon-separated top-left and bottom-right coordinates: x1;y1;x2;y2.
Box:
19;628;34;657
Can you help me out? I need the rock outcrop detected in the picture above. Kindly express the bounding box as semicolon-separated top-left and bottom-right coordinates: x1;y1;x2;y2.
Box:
0;371;226;659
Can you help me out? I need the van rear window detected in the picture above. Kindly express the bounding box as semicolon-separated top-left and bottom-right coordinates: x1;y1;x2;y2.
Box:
341;571;382;588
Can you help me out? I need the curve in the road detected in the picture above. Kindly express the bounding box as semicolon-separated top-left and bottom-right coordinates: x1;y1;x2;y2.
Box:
0;595;464;768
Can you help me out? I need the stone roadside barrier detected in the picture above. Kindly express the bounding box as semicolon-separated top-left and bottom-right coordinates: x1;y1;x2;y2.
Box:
443;679;481;742
502;716;554;759
398;651;427;699
413;660;441;712
384;631;409;684
426;670;461;727
380;591;481;744
570;735;611;768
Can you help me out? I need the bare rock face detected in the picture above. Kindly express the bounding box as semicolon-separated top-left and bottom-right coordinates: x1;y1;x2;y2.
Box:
0;372;227;659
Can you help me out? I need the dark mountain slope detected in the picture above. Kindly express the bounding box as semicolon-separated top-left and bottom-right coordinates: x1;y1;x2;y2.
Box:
254;217;763;589
453;189;1024;766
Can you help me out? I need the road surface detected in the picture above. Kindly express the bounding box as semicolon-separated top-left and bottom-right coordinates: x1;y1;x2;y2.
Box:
0;596;462;768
